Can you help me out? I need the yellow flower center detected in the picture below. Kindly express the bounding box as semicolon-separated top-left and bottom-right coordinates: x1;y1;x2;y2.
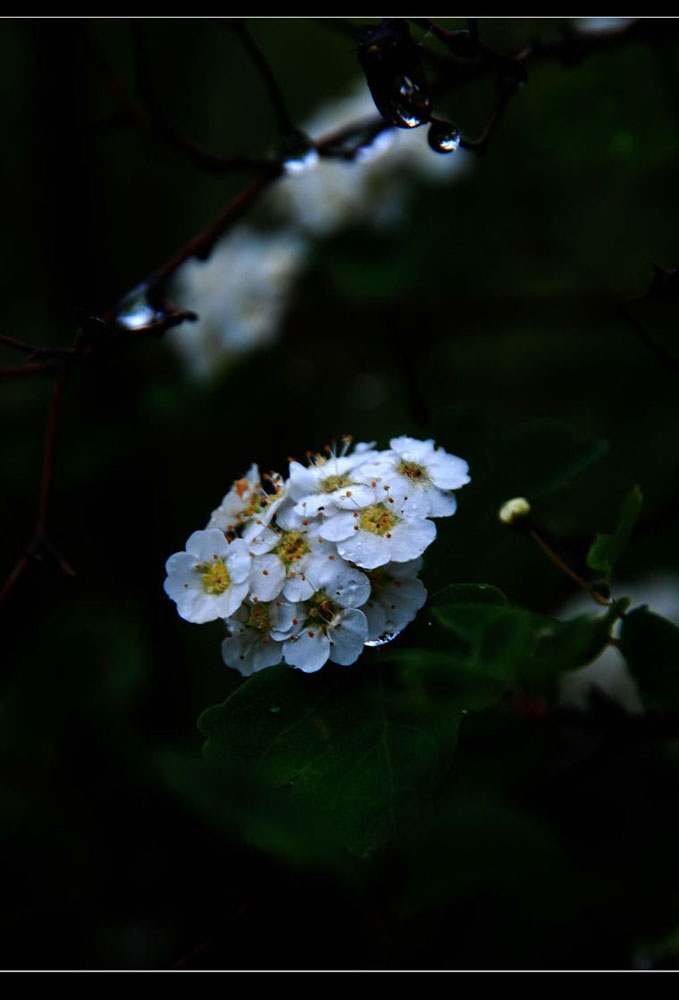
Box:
321;473;352;493
397;459;428;483
247;604;271;631
201;560;231;594
274;530;310;569
306;591;340;626
360;503;399;535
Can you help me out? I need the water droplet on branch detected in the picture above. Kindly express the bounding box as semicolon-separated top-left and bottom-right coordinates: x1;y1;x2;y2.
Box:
281;131;320;176
427;119;461;154
357;19;432;130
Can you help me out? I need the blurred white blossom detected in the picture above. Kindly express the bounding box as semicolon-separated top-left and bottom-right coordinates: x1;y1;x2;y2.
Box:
270;84;470;236
169;227;307;378
170;81;470;377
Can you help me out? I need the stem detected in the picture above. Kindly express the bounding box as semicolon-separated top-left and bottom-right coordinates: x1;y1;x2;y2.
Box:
145;170;280;289
229;21;296;137
528;527;613;607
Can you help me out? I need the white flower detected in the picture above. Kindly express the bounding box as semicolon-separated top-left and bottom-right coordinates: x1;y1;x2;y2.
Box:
281;556;372;672
319;502;436;570
164;529;250;623
283;602;369;673
360;436;470;519
287;440;381;519
207;465;285;541
222;598;301;676
247;526;352;604
362;558;427;645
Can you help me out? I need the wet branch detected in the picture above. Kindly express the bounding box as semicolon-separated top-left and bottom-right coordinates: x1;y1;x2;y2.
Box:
3;17;675;600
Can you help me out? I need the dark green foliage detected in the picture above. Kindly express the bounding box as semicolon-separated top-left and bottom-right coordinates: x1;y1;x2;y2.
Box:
588;485;643;584
2;17;679;972
199;664;462;858
620;607;679;710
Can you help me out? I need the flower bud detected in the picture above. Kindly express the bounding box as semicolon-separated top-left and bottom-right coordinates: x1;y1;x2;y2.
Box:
498;497;531;525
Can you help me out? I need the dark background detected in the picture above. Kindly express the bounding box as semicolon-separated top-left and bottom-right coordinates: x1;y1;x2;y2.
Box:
2;18;679;970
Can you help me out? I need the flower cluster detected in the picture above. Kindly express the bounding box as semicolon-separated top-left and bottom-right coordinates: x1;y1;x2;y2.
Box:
164;436;470;675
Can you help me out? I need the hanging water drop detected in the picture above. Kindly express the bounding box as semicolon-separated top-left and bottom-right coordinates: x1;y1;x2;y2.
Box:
115;284;159;331
357;19;432;130
427;119;461;154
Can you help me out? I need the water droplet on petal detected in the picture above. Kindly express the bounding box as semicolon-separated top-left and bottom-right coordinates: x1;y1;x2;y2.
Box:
364;628;402;647
427;120;461;154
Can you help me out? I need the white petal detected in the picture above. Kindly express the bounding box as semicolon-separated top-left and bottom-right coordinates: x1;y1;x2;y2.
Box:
388;556;423;579
252;639;284;672
332;483;378;510
275;499;308;531
247;526;279;555
283;630;330;672
221;633;256;675
225;538;252;583
270;601;302;638
318;511;357;542
219;581;249;619
249;555;286;602
329;609;368;665
390;436;435;462
388;518;436;562
427;451;470;490
319;560;370;608
164;551;197;586
337;531;391;570
283;573;316;602
426;489;458;517
176;589;222;624
185;528;230;562
288;462;320;500
363;599;388;642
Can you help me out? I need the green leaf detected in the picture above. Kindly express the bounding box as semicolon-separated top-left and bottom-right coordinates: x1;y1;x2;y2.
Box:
424;596;627;700
432;583;509;615
198;664;461;858
587;485;643;583
620;607;679;710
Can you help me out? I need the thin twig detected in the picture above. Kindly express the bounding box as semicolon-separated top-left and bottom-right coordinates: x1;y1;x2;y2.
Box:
228;21;296;138
528;527;613;607
1;370;74;600
0;363;59;378
0;332;76;360
143;170;281;291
